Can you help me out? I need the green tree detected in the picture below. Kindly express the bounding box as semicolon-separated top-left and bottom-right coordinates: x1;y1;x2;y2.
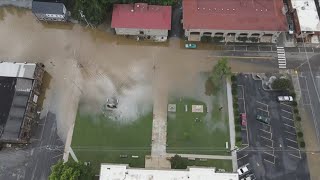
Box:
170;155;188;169
211;57;231;81
49;161;93;180
271;78;292;90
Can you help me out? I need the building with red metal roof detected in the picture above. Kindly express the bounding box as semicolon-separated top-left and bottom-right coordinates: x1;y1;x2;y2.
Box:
182;0;288;43
112;3;172;42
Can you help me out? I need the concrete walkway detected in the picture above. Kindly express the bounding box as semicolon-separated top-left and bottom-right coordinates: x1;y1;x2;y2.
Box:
0;0;32;9
226;78;238;172
147;65;171;169
166;153;233;160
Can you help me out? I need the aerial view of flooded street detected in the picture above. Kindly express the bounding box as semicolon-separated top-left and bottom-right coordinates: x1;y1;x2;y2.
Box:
0;1;320;179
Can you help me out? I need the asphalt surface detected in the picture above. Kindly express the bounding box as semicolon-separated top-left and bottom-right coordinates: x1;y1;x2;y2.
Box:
236;74;310;180
0;112;64;180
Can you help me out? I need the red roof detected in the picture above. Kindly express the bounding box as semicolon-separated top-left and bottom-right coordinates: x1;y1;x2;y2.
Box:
183;0;288;31
112;3;172;30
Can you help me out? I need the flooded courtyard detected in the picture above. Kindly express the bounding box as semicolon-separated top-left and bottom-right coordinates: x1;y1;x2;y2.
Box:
0;7;276;142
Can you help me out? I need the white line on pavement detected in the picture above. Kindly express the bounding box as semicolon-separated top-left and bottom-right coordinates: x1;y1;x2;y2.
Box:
237;154;248;160
286;138;298;144
285;130;296;135
280;103;292;108
282;116;294;121
281;109;292;114
284;123;296;129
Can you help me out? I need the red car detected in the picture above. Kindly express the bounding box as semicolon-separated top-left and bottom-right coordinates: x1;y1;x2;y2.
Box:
241;113;247;126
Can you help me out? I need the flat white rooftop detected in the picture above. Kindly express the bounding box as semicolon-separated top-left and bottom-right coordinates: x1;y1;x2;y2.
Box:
291;0;320;32
100;164;238;180
0;62;36;79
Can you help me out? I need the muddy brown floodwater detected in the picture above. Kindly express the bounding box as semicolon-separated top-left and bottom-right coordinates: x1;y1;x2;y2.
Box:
0;7;274;142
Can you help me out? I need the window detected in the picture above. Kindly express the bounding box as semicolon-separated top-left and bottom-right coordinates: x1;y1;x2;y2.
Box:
203;32;212;36
214;32;224;37
190;32;200;35
139;31;144;35
239;33;248;37
227;33;236;36
251;33;260;37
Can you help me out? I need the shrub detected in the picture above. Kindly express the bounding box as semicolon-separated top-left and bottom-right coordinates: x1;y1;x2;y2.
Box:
236;136;242;142
235;125;241;132
300;141;306;148
297;132;303;138
233;103;239;109
296;116;301;121
292;101;298;107
232;88;237;95
201;36;212;43
170;155;188;169
294;108;299;114
234;109;239;116
231;75;237;82
290;92;296;99
271;78;292;90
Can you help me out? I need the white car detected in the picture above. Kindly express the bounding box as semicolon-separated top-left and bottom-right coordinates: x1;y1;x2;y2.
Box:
277;96;293;102
237;164;250;176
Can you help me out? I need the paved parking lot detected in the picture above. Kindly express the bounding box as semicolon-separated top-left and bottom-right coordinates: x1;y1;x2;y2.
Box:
236;74;310;180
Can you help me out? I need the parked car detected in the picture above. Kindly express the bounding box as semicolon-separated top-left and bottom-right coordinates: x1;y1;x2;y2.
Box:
277;96;293;102
185;43;197;49
256;115;270;124
237;164;251;177
240;173;256;180
240;113;247;126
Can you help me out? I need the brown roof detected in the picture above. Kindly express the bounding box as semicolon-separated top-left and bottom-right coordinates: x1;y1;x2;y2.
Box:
183;0;288;31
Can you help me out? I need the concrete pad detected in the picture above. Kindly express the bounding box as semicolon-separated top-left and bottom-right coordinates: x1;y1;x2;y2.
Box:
145;156;171;169
168;104;176;112
191;105;203;113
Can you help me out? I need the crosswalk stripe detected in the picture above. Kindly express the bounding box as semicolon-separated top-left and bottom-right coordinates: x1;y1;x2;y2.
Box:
277;46;287;69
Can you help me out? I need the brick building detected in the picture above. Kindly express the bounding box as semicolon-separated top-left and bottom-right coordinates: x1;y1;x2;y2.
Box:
111;3;172;42
182;0;288;43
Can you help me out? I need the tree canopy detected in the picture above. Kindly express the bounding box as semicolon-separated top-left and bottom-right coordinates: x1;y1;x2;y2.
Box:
49;161;93;180
170;154;188;169
271;78;292;90
211;57;231;82
72;0;177;25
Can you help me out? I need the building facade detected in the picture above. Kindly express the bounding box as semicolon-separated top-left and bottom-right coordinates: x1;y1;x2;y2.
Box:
112;3;172;42
183;0;288;43
0;62;44;144
99;164;238;180
32;1;67;22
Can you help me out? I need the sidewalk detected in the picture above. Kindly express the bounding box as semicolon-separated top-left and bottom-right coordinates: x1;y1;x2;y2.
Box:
166;153;233;160
0;0;32;9
226;78;238;172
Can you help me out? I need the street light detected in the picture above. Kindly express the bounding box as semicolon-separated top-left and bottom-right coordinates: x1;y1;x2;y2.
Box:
79;10;94;28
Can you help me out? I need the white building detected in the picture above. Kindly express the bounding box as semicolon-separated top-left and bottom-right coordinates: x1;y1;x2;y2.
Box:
99;164;238;180
32;1;68;22
289;0;320;41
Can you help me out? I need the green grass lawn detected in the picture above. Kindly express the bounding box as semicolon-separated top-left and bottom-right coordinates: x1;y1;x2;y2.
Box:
187;159;233;172
71;111;153;173
167;82;230;155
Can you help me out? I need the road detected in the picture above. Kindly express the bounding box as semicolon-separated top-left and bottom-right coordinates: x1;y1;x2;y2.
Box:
0;112;63;180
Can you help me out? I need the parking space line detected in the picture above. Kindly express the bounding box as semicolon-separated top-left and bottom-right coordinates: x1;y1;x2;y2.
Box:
284;123;296;129
263;151;275;157
264;158;275;164
260;135;272;141
256;100;268;107
280;103;292;108
286;138;298;144
281;109;292;114
288;145;300;151
282;116;294;121
237;85;245;99
257;107;269;113
288;153;301;159
237;154;248;160
260;128;271;134
285;130;296;135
